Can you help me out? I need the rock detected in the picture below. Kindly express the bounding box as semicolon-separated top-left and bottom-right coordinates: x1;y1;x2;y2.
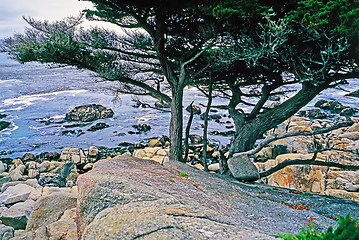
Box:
0;224;14;240
0;177;12;188
0;199;35;229
87;146;98;161
9;165;26;181
0;161;5;175
87;122;109;132
26;192;77;231
65;104;114;122
132;124;151;132
186;104;201;115
83;163;94;170
77;156;337;239
0;121;11;131
0;184;39;205
228;155;260;181
148;139;162;147
208;163;220;171
155;100;170;108
325;189;354;201
46;208;77;240
347;89;359;98
60;147;86;164
0;113;7;119
21;153;36;163
190;135;203;144
38;161;56;173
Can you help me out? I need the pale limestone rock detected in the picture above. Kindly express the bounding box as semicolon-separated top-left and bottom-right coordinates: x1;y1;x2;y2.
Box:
148;139;162;147
60;147;86;164
338;132;359;141
38;161;56;173
200;146;214;152
88;146;98;158
9;165;26;181
208;163;220;171
121;151;132;157
133;149;146;159
325;189;354;201
0;162;4;175
212;151;219;158
83;163;94;170
193;163;204;171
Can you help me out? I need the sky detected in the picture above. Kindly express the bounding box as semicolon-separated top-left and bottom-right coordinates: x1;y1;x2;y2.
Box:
0;0;115;39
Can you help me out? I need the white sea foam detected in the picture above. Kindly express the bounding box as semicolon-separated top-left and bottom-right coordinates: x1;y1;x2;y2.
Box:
0;79;22;84
1;90;87;108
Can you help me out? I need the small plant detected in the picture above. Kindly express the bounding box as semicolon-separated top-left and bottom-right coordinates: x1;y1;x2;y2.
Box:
275;214;359;240
169;178;174;182
179;172;188;178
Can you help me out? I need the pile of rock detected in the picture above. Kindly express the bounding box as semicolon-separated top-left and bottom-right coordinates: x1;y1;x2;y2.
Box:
254;113;359;201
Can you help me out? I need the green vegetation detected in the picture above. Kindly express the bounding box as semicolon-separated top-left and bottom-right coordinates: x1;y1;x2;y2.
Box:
276;214;359;240
180;172;189;178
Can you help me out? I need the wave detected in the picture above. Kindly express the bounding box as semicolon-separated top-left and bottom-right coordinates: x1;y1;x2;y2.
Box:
0;79;23;83
1;90;88;108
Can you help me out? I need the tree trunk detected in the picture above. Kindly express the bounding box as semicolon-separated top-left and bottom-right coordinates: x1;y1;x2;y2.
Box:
229;82;330;156
169;83;184;162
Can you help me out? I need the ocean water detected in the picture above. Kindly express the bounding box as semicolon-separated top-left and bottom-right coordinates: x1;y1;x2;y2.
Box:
0;53;358;159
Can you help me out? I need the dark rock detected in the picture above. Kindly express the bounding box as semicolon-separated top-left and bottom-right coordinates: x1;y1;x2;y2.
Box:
0;121;10;131
346;89;359;98
228;154;260;181
315;100;345;113
190;135;203;144
269;95;280;101
87;122;109;132
340;107;357;117
65;104;114;122
155;100;170;108
0;200;34;230
22;153;36;163
132;124;151;132
186;104;201;115
38;175;67;188
210;130;235;137
62;129;84;136
0;114;7;119
302;109;330;119
201;114;222;120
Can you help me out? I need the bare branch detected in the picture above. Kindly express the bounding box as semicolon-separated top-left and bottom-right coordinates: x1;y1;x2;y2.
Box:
233;120;354;157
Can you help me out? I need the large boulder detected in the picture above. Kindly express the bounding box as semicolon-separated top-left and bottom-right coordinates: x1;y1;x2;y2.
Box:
228;155;260;181
65;104;114;122
77;156;337;239
0;200;35;229
26;192;77;231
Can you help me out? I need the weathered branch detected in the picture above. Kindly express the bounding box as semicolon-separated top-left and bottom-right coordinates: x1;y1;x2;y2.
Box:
260;156;359;178
233;120;354;158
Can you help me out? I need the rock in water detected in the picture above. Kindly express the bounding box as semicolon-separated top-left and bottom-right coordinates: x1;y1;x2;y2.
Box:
0;121;10;131
228;154;260;181
65;104;114;122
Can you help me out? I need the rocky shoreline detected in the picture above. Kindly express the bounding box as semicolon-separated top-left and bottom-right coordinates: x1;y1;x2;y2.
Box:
0;99;358;239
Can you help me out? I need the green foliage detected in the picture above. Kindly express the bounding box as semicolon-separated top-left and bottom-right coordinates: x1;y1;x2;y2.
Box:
275;214;359;240
287;0;359;36
179;172;188;178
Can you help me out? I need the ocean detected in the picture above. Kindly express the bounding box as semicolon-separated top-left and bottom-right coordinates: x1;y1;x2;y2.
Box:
0;53;358;159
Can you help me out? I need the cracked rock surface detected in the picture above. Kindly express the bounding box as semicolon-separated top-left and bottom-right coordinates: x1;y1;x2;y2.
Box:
77;156;343;239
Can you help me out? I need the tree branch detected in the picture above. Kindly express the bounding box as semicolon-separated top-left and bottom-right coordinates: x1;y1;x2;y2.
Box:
233;120;354;158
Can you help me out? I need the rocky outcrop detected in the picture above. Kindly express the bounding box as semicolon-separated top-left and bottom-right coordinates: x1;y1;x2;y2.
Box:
255;115;359;201
76;156;339;239
65;104;114;122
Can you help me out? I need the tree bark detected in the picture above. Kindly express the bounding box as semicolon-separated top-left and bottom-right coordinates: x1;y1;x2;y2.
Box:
228;81;330;157
169;83;184;162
